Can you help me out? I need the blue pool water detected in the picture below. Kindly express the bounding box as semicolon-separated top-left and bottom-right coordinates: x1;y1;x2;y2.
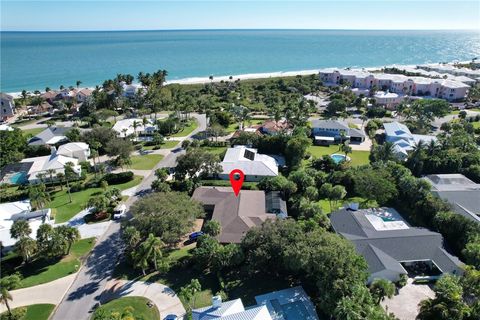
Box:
2;30;479;92
9;172;27;184
331;154;347;164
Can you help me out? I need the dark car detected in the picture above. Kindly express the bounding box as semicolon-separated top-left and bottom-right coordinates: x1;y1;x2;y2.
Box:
189;231;204;241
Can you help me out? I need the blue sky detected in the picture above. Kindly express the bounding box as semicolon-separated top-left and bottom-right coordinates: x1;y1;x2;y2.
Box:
2;1;479;31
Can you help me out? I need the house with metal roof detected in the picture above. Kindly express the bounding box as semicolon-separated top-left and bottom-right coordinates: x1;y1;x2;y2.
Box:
57;142;91;162
384;121;436;160
28;127;70;146
311;119;365;145
219;146;278;182
192;186;286;243
423;174;480;223
193;286;319;320
330;207;463;283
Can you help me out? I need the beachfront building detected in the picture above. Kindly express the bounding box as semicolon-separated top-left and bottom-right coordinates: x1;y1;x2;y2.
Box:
418;63;480;79
384;121;436;160
192;286;319;320
311;119;365;145
112;118;156;139
192;186;287;243
0;93;16;121
0;200;53;249
330;207;463;283
319;68;470;102
423;174;480;224
76;88;93;103
28;127;70;146
219;146;278;181
57;142;91;162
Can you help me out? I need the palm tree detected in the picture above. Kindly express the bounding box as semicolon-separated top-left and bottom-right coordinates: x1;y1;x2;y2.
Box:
10;220;31;239
56;225;80;255
131;120;141;140
122;226;141;250
46;168;56;185
0;274;21;317
341;143;352;158
121;128;129;139
15;237;37;264
76;80;82;88
28;184;50;209
64;162;76;203
56;172;65;190
133;233;164;275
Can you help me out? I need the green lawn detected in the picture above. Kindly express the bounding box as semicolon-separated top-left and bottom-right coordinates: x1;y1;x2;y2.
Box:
171;119;198;137
129;154;164;170
472;121;480;129
0;304;55;320
307;145;370;167
52;175;142;223
20;127;44;137
226;120;264;133
201;146;228;157
143;140;179;150
94;297;159;320
319;197;379;214
0;238;95;289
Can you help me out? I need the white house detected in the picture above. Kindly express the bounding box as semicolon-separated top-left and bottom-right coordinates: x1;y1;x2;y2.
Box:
112;118;156;138
374;91;405;108
193;286;319;320
0;200;53;249
57;142;91;162
219;146;278;182
20;150;81;184
384;121;436;160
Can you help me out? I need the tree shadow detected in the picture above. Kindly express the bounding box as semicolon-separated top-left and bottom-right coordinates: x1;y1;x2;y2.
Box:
67;281;100;301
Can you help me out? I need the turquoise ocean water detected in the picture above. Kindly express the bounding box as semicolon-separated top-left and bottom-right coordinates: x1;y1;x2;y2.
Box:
1;29;479;92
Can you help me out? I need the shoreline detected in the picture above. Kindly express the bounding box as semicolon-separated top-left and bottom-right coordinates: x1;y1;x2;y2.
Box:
4;60;472;97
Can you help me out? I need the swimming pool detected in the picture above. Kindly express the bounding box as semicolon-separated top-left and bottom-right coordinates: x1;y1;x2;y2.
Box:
9;172;27;184
330;153;349;164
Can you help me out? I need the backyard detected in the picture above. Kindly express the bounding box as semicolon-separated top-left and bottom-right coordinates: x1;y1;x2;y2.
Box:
226;119;264;133
143;140;179;150
129;154;164;170
51;175;142;223
307;145;370;167
94;297;160;320
318;196;378;214
1;238;95;288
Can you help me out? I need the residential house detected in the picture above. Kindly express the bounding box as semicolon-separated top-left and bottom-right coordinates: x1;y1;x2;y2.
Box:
112;118;156;139
383;121;436;160
192;286;319;320
28;127;70;146
192;186;287;243
0;200;53;249
219;146;278;182
20;148;81;184
57;142;91;162
373;92;405;109
76;88;93;103
0;124;14;131
0;93;15;120
423;174;480;223
260;119;293;135
330;207;463;283
311;119;365;145
419;63;480;79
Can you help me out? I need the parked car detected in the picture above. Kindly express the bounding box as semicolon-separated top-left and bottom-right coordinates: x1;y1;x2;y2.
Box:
188;231;204;241
113;204;127;220
164;315;178;320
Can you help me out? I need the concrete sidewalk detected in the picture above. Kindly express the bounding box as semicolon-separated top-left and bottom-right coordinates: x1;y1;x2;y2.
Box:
101;279;186;319
0;274;76;312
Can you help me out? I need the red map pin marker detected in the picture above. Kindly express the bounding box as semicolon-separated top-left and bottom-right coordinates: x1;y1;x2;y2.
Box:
229;169;245;197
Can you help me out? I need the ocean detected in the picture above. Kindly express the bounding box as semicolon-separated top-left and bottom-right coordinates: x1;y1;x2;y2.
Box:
1;29;479;92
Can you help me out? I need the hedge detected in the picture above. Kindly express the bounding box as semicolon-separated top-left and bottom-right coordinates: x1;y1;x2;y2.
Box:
102;171;134;185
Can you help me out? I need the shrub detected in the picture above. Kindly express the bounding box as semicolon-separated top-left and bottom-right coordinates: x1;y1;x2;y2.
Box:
0;307;26;320
102;171;134;185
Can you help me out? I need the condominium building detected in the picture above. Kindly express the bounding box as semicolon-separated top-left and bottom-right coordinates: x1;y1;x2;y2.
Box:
319;68;469;102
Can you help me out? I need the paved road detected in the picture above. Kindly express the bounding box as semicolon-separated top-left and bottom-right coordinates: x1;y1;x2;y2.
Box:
50;114;205;320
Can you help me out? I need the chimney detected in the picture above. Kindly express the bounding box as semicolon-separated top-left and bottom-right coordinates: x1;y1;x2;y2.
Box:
212;295;222;308
50;146;57;156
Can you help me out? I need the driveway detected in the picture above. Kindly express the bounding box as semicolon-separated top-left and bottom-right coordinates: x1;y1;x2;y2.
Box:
101;279;185;319
0;274;76;312
381;278;435;320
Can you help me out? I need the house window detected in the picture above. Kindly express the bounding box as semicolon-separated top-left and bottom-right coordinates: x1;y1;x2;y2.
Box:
3;109;6;113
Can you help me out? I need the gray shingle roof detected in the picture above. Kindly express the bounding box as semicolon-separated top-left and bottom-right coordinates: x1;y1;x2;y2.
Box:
28;127;70;146
331;208;463;276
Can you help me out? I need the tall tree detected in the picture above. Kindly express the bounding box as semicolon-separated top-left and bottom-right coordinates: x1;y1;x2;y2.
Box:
0;274;21;317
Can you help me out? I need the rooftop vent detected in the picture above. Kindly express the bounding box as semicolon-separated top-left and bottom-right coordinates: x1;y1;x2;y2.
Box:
212;295;222;309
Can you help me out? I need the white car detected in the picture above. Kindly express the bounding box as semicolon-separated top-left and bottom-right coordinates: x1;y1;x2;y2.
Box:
113;204;127;220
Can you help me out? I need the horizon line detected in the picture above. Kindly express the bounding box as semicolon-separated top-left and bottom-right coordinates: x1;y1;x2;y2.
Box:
2;28;480;33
